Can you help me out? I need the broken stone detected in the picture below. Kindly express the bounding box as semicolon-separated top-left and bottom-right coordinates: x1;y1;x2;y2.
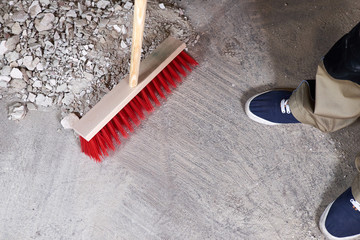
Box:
56;83;67;92
62;93;74;105
113;24;121;33
0;41;8;56
66;10;77;18
0;81;8;88
32;80;42;88
0;76;11;82
5;51;20;63
61;113;79;129
1;66;12;76
28;92;36;102
39;0;50;6
10;79;26;90
159;3;165;9
11;11;29;22
35;13;55;32
29;1;42;18
35;94;52;106
121;40;127;48
5;36;20;51
27;102;37;110
8;102;27;120
11;22;22;35
124;2;133;9
97;0;110;9
10;68;23;79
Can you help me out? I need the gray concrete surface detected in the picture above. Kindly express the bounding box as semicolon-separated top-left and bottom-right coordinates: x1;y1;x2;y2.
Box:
1;0;360;239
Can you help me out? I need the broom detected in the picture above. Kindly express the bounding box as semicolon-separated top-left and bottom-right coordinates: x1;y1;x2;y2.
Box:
72;0;198;161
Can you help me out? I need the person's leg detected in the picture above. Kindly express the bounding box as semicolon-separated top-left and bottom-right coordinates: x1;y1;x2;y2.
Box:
246;22;360;132
319;154;360;240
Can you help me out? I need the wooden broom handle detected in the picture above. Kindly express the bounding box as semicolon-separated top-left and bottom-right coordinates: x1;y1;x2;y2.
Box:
129;0;147;88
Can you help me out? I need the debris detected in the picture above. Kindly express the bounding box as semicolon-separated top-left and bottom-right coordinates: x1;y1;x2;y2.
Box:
159;3;165;9
8;102;27;120
10;68;23;79
28;1;42;18
35;13;55;32
11;22;22;35
0;0;197;121
11;11;29;22
61;113;79;129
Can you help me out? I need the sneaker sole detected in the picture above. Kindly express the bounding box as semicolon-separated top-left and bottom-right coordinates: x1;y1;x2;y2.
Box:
245;91;280;126
319;201;360;240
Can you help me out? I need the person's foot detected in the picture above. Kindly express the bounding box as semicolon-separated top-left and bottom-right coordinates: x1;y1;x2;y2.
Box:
245;90;300;125
320;188;360;239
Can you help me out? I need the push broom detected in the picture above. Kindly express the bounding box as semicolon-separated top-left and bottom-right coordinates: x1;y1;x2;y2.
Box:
72;0;198;161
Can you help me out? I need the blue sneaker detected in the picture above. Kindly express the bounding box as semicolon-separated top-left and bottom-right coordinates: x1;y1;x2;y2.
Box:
245;90;300;125
320;188;360;239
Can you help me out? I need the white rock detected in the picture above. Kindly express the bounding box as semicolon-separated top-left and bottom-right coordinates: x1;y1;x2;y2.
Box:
66;10;77;18
10;68;23;78
10;79;26;90
0;95;2;99
97;0;110;9
27;102;37;110
1;66;11;76
28;92;36;102
61;113;79;129
0;81;8;88
33;80;42;88
35;94;52;106
23;56;33;69
159;3;165;9
11;11;29;22
120;40;127;48
36;62;44;71
0;76;11;82
49;79;56;86
28;1;42;18
83;72;93;81
0;41;8;56
5;36;20;51
7;102;27;120
124;1;133;9
35;13;55;32
56;83;67;92
11;22;22;35
121;25;127;34
5;51;20;63
62;93;74;105
113;24;121;33
39;0;50;6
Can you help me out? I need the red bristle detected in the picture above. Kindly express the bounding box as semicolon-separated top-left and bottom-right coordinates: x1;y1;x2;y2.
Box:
140;89;155;111
166;64;181;82
129;100;145;119
152;77;166;99
118;111;134;132
180;51;198;66
112;117;128;138
124;105;140;126
107;121;121;144
161;69;176;88
80;136;86;153
172;59;187;77
101;127;115;151
95;134;108;156
134;95;152;113
145;84;161;106
89;137;102;161
176;54;192;71
157;73;172;93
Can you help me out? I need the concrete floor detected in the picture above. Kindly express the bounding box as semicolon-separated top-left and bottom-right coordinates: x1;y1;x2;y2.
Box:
1;0;360;239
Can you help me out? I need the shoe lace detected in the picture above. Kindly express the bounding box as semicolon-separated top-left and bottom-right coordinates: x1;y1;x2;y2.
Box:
280;99;291;114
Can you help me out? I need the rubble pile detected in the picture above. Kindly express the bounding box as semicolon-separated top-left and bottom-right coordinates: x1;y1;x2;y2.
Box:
0;0;198;120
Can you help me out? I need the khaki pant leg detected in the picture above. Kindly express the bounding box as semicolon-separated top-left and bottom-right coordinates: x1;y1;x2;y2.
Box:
288;63;360;133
